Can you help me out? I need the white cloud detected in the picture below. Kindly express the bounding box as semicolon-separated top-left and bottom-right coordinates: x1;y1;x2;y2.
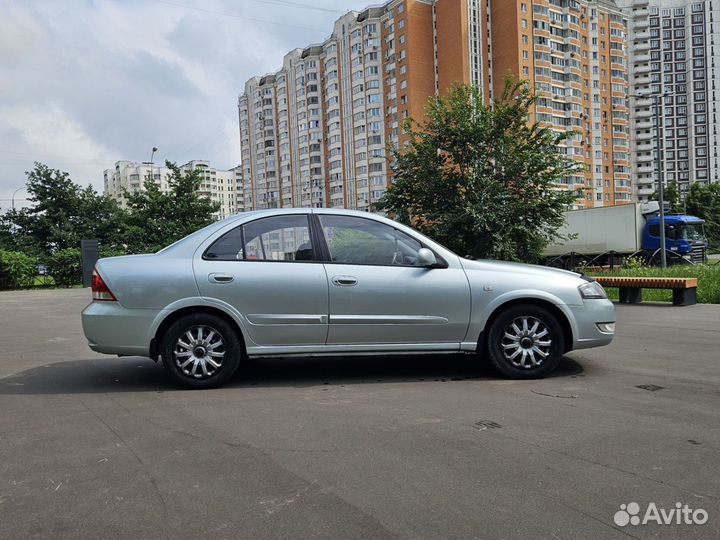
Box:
0;0;360;210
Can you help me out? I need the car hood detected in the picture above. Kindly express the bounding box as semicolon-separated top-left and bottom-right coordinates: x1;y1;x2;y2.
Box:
460;258;586;281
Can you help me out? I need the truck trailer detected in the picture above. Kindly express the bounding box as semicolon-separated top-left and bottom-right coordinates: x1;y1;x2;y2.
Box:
544;202;707;268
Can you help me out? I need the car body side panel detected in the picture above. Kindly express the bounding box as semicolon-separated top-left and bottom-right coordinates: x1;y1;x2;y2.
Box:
459;259;613;351
464;287;581;347
96;254;199;310
193;259;330;346
147;296;257;346
324;263;471;345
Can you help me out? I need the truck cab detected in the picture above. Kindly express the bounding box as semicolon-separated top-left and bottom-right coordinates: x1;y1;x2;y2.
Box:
642;215;707;264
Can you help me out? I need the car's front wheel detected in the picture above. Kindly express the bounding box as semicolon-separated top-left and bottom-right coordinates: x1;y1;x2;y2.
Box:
161;313;242;389
486;304;564;379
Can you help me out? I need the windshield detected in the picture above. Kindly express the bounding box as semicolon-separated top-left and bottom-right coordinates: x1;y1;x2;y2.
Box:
680;223;705;241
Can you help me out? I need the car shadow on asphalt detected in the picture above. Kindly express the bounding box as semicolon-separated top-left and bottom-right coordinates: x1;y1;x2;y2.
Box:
0;354;584;394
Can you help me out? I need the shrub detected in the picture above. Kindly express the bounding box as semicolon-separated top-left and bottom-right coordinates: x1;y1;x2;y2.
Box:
47;248;83;287
623;255;647;270
0;250;38;289
100;248;127;259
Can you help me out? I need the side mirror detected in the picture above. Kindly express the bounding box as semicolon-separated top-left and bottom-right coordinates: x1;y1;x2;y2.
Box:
417;248;438;267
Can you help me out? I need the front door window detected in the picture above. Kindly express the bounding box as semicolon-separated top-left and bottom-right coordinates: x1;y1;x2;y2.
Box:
319;215;423;266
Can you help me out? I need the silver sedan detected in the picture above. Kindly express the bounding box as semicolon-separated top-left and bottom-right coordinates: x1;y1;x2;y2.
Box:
82;208;615;389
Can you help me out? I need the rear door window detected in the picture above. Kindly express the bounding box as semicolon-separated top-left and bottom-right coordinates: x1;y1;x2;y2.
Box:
205;215;315;262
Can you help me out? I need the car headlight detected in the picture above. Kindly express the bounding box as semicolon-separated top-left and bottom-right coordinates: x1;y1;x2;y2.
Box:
578;281;607;299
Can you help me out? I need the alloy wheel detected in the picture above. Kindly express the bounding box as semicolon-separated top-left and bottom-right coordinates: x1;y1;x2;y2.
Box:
173;325;226;379
500;316;552;369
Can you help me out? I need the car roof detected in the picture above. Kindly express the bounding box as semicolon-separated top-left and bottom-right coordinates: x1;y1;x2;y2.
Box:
224;207;381;219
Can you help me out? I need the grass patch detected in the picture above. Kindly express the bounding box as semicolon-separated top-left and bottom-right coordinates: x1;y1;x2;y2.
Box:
586;264;720;304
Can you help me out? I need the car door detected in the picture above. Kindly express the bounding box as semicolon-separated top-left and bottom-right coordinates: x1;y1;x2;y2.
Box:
194;214;328;347
317;214;471;346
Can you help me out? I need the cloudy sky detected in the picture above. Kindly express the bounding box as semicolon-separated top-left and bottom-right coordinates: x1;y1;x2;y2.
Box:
0;0;361;209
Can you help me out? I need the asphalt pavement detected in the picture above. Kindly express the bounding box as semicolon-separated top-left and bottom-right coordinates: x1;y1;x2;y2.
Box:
0;288;718;540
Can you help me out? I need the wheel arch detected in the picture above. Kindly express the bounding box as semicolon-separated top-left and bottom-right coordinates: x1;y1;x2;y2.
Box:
150;305;248;360
478;298;574;354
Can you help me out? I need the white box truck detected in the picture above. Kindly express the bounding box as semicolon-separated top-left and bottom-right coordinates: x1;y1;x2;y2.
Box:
544;202;707;268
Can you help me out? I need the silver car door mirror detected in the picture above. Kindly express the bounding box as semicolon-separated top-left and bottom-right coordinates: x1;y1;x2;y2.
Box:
417;248;438;267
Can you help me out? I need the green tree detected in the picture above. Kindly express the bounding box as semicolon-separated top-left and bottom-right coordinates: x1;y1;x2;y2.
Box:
650;179;682;213
686;182;720;250
4;163;125;255
0;213;16;251
377;80;579;262
122;161;220;253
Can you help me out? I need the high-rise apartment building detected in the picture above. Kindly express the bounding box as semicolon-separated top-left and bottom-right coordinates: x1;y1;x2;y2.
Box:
620;0;720;201
104;160;244;220
239;0;630;212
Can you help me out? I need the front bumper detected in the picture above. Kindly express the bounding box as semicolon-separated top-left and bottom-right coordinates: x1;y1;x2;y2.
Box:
568;298;616;350
81;301;162;356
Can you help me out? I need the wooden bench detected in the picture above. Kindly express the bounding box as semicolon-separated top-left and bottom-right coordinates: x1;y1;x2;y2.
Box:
594;276;698;306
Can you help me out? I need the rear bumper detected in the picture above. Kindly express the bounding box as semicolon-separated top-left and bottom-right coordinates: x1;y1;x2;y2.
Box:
81;301;162;357
568;299;616;350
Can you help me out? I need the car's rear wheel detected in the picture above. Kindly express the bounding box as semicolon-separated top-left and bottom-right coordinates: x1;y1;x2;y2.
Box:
486;304;564;379
161;313;242;389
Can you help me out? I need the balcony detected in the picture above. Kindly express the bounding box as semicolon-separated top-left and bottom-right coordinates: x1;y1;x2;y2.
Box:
637;186;655;196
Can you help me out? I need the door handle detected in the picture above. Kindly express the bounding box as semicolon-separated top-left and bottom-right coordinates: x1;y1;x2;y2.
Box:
209;273;234;284
331;275;358;287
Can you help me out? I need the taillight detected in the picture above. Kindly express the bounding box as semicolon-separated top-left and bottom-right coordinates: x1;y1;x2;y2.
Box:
91;268;117;301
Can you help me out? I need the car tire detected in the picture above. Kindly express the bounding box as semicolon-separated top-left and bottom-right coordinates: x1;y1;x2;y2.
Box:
161;313;242;389
486;304;564;379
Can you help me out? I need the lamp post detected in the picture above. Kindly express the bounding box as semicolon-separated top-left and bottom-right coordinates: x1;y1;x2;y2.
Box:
11;186;26;210
148;147;158;184
652;93;667;269
635;90;668;268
